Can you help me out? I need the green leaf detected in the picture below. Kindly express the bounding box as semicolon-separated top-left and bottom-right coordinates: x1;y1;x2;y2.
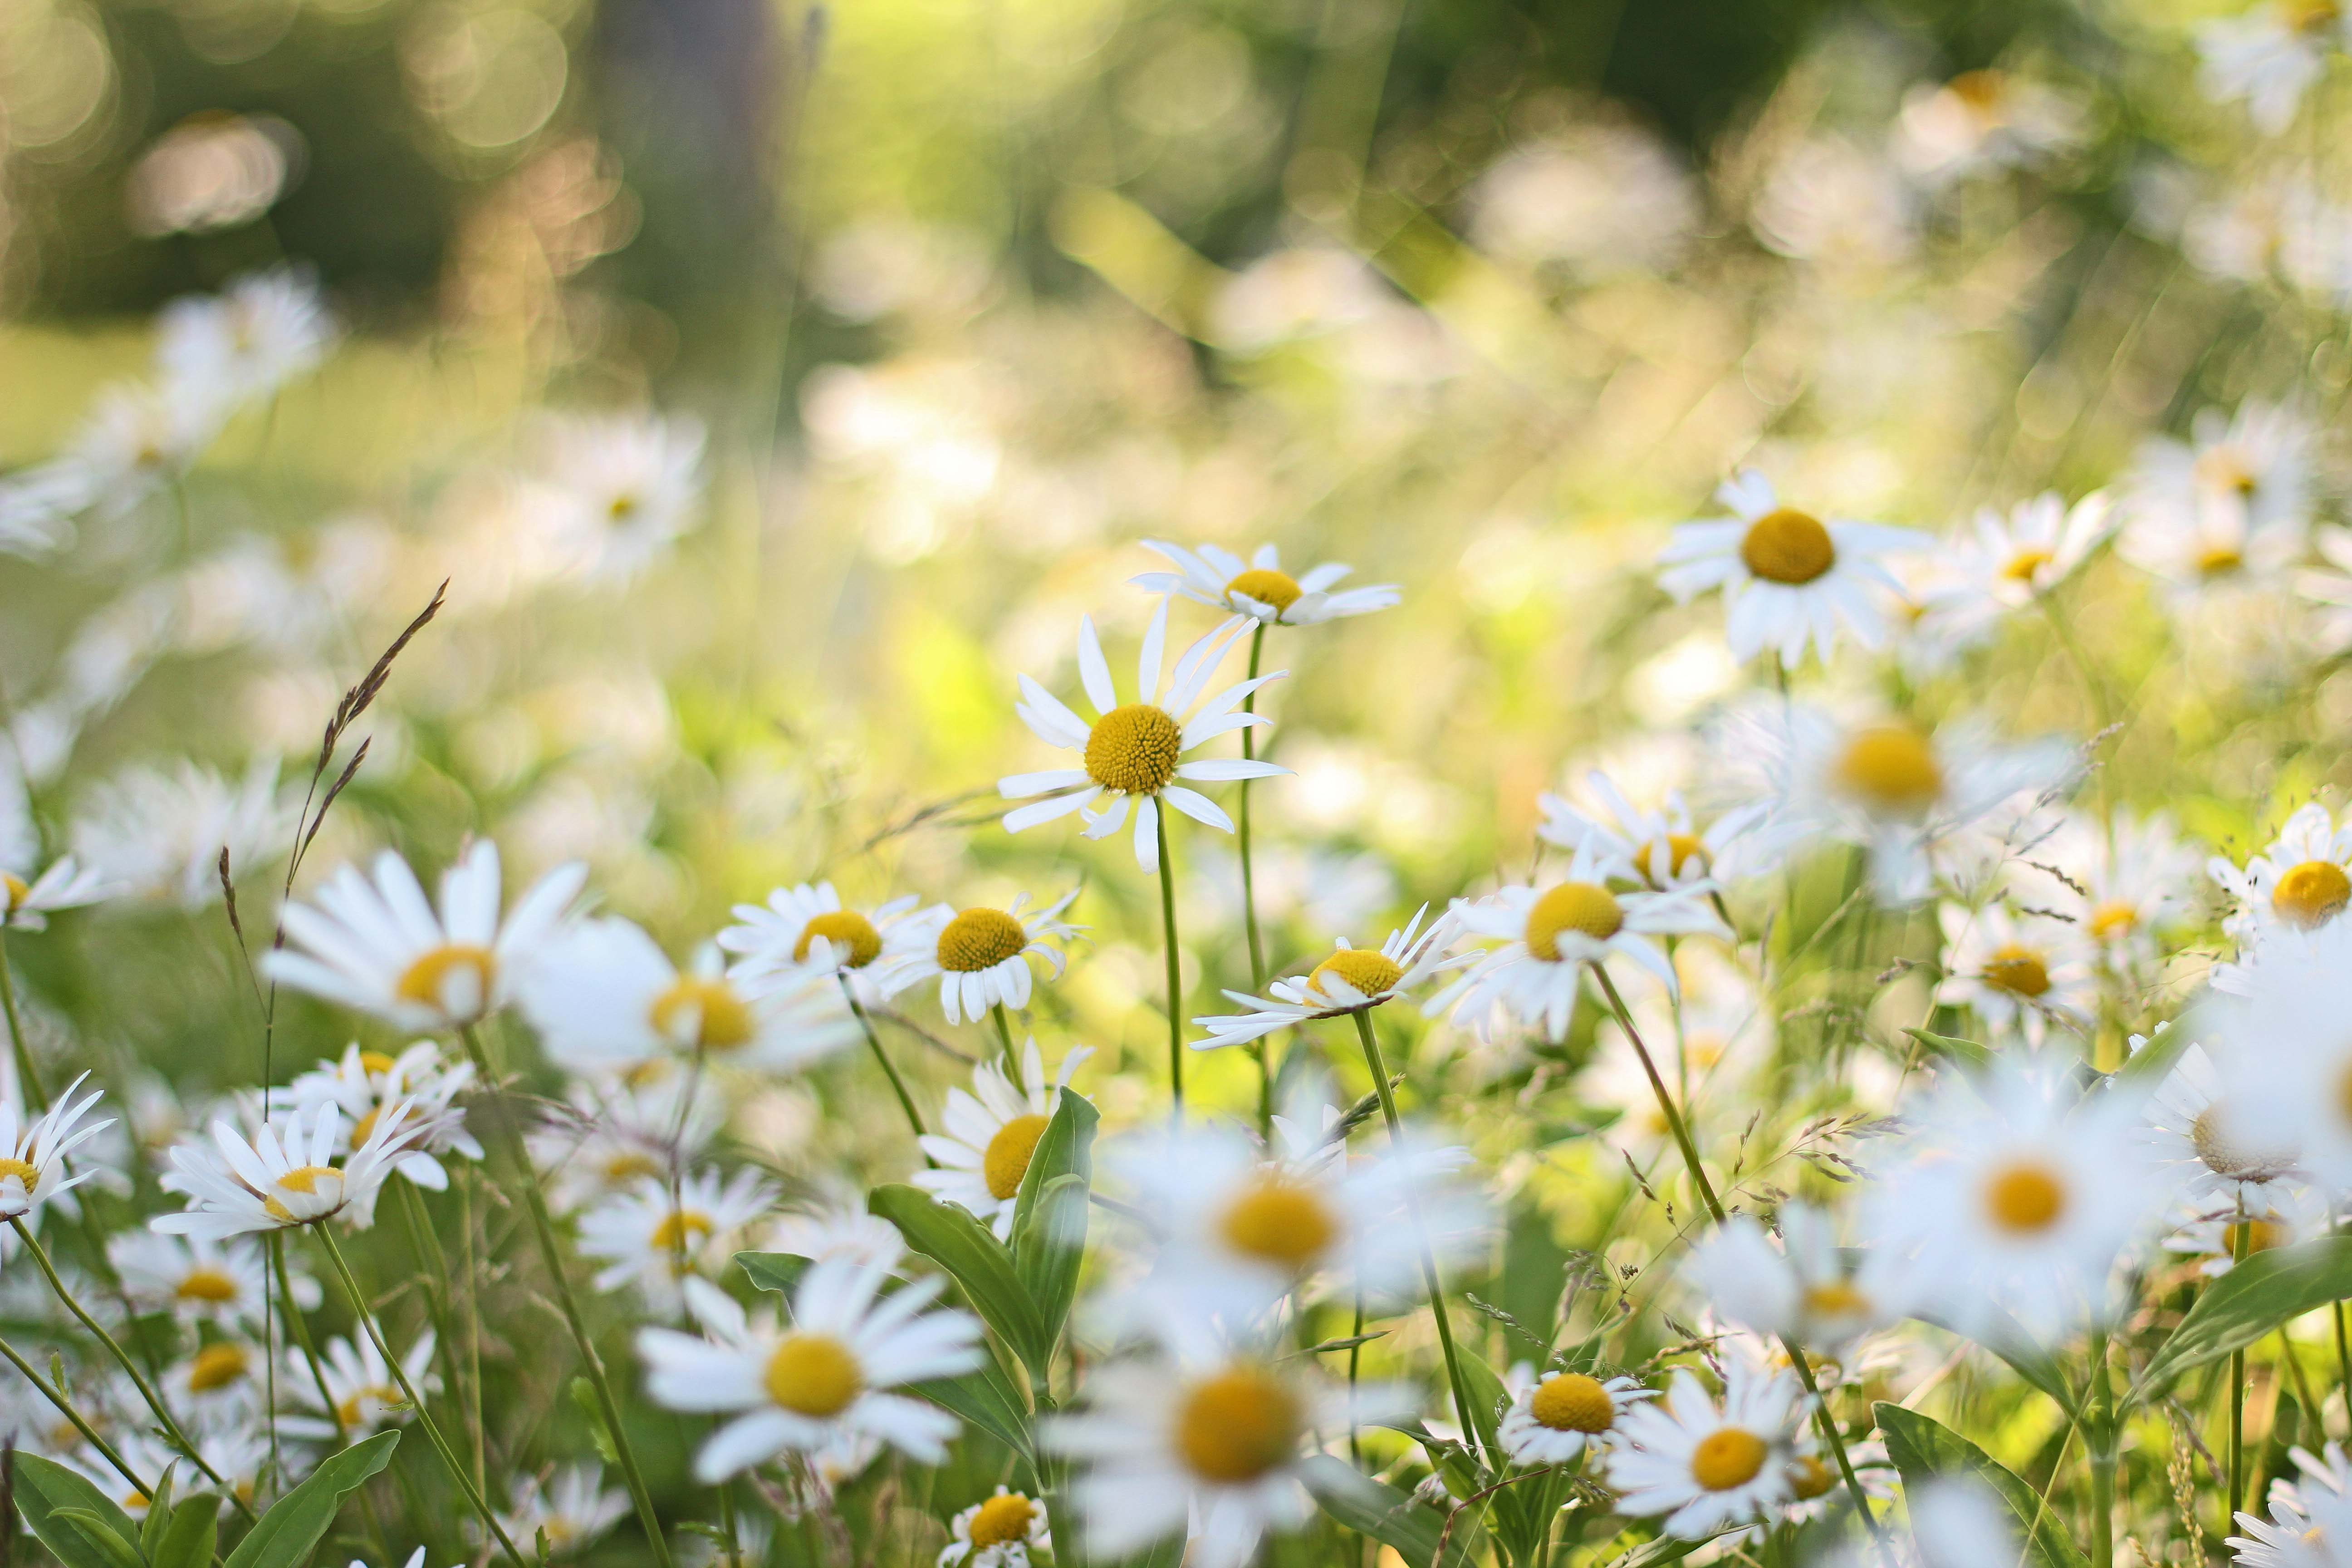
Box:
2112;1020;2192;1088
1874;1403;2089;1568
14;1453;146;1568
1913;1306;2078;1415
1903;1029;1995;1078
139;1461;180;1563
1009;1086;1097;1246
736;1251;811;1299
908;1355;1036;1465
152;1493;221;1568
569;1377;620;1465
1454;1347;1509;1467
224;1430;401;1568
50;1510;145;1568
2136;1238;2352;1398
1012;1173;1088;1348
870;1183;1052;1372
1298;1455;1479;1568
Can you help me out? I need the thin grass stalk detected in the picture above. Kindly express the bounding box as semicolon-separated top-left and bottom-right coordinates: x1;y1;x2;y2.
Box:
1156;811;1184;1116
843;976;927;1141
1236;624;1273;1138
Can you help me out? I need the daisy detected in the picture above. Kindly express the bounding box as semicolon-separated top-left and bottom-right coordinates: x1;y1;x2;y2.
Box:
1891;69;2084;186
0;1074;114;1221
1686;1205;1910;1354
1864;1063;2156;1339
2215;921;2352;1190
915;1039;1095;1239
938;1486;1051;1568
160;1339;265;1421
2211;801;2352;945
156;268;335;411
999;599;1288;875
1536;771;1775;892
717;882;931;1001
1496;1362;1655;1468
1607;1355;1813;1539
264;841;587;1033
765;1190;906;1270
1431;844;1730;1040
70;758;292;910
874;890;1080;1026
2230;1444;2352;1567
107;1232;317;1323
271;1042;482;1191
278;1329;438;1441
1934;901;2095;1047
1656;470;1925;667
152;1101;431;1239
529;412;708;582
2;856;118;931
1191;907;1462;1050
637;1266;985;1482
2141;1039;2305;1217
1936;491;2113;618
2197;3;2350;135
2122;402;2314;595
578;1167;780;1309
494;1462;630;1557
519;919;857;1075
2161;1184;2326;1277
1903;1478;2021;1568
2030;810;2200;974
531;1071;721;1214
1132;540;1401;627
51;380;225;521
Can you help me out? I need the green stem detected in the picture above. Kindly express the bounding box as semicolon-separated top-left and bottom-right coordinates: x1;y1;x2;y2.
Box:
1237;624;1271;1138
1156;809;1184;1117
2230;1212;2253;1529
1029;1378;1083;1568
1349;1009;1492;1469
0;932;48;1109
458;1027;676;1568
2336;1301;2351;1439
459;1167;487;1496
990;1002;1016;1060
275;1237;397;1559
0;1327;149;1496
315;1225;526;1568
2089;1328;2117;1568
844;976;927;1142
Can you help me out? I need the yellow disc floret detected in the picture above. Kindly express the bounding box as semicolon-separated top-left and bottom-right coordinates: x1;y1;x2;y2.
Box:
2196;543;2245;578
649;1210;715;1254
1174;1364;1303;1484
264;1165;340;1222
2088;901;2138;941
1638;833;1708;883
1218;1177;1339;1273
1802;1281;1870;1320
2190;1106;2298;1184
176;1267;241;1304
651;977;757;1052
394;944;497;1014
938;909;1029;973
186;1343;250;1392
967;1495;1036;1549
359;1050;399;1074
1980;944;2052;998
796;910;884;968
1;874;24;914
2273;860;2352;929
1832;724;1944;817
1308;948;1403;1003
1739;509;1837;585
0;1156;40;1193
1984;1161;2066;1235
1529;1373;1615;1434
2000;548;2054;584
1083;703;1184;796
764;1333;864;1418
1524;883;1623;959
1788;1455;1837;1501
1690;1427;1770;1492
984;1113;1051;1201
1226;568;1303;613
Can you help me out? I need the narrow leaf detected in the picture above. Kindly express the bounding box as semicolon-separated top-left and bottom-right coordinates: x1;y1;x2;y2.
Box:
14;1454;143;1568
2136;1238;2352;1397
1013;1173;1089;1347
153;1493;220;1568
908;1355;1036;1465
49;1510;143;1568
869;1184;1052;1372
1903;1029;1994;1078
1874;1403;2088;1568
224;1431;401;1568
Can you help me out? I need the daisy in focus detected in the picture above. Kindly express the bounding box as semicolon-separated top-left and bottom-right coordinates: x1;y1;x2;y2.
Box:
152;1101;430;1238
264;842;586;1032
1132;539;1401;627
718;882;932;1001
938;1487;1050;1568
1934;902;2095;1047
1191;906;1461;1049
578;1167;780;1309
2210;800;2352;947
999;600;1288;872
1607;1355;1813;1539
915;1038;1094;1239
636;1267;984;1482
0;1074;114;1221
1496;1362;1655;1468
875;891;1080;1026
1656;470;1924;667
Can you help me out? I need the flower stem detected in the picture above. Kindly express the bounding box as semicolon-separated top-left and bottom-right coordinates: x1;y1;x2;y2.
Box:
990;1002;1016;1059
315;1225;527;1568
2089;1328;2117;1568
2230;1212;2253;1530
1237;624;1271;1137
0;932;48;1108
2335;1302;2351;1438
1157;810;1184;1117
1348;1009;1492;1470
458;1026;677;1568
843;975;927;1141
0;1327;150;1496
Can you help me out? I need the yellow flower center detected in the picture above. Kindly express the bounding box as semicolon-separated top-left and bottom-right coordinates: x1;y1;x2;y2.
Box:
2088;901;2139;940
608;492;640;520
651;977;757;1052
1524;882;1623;959
359;1050;399;1074
1083;703;1184;796
938;908;1029;973
2273;860;2351;928
1307;948;1404;1003
1832;724;1943;817
262;1165;340;1222
335;1385;403;1427
1528;1373;1615;1434
1225;568;1303;612
2196;544;2244;578
764;1333;864;1418
1217;1177;1339;1272
1789;1455;1837;1501
983;1113;1051;1201
795;910;883;968
2225;1219;2287;1256
175;1267;241;1304
1690;1427;1769;1492
605;1152;664;1182
2000;548;2054;584
0;1157;39;1192
967;1495;1036;1549
1981;944;2051;998
393;944;498;1018
1803;1281;1870;1320
2190;1107;2298;1184
2195;447;2260;495
649;1209;715;1254
1983;1161;2067;1235
1174;1365;1303;1484
2;873;24;914
185;1343;249;1392
1640;833;1708;883
349;1105;382;1148
1739;509;1837;586
1949;68;2006;109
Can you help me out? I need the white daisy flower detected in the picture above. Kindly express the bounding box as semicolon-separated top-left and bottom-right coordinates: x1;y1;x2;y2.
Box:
717;882;932;1002
915;1039;1094;1240
152;1101;431;1239
938;1486;1050;1568
1131;540;1401;627
2230;1443;2352;1567
49;380;225;522
0;1074;113;1222
2215;921;2352;1191
1537;770;1775;892
1656;470;1925;667
2197;3;2349;135
1686;1205;1911;1354
530;1071;721;1214
2141;1039;2305;1217
2161;1183;2326;1277
1431;845;1730;1039
1891;69;2084;186
1191;907;1463;1050
2211;801;2352;945
270;1042;482;1191
1905;1477;2022;1568
2121;401;2314;602
765;1191;906;1271
279;1329;438;1441
494;1462;630;1557
156;267;335;411
106;1232;317;1323
874;891;1081;1026
1607;1355;1813;1539
636;1266;985;1482
1000;601;1289;873
1934;491;2113;622
529;412;708;582
1496;1361;1655;1468
1864;1063;2156;1339
69;757;292;911
2029;810;2199;974
159;1338;265;1421
264;841;587;1033
2;856;119;931
519;919;858;1076
1934;902;2095;1047
578;1167;781;1309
